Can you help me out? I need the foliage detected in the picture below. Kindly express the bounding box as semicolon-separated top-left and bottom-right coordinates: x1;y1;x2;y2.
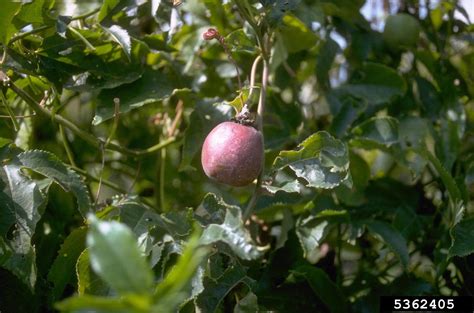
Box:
0;0;473;312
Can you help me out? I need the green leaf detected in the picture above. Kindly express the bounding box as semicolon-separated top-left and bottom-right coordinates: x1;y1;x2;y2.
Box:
279;14;318;53
101;25;132;61
179;100;234;171
328;95;367;137
194;193;226;226
0;1;21;44
87;216;154;295
200;196;264;260
94;69;175;125
55;294;137;313
291;265;347;313
330;63;406;108
196;264;249;313
272;131;351;189
352;116;399;146
234;291;258;313
108;196;192;239
154;231;209;313
0;153;50;290
366;221;409;268
48;227;87;300
17;150;91;218
295;216;329;262
76;249;109;296
13;0;55;28
98;0;129;23
316;38;340;91
449;216;474;257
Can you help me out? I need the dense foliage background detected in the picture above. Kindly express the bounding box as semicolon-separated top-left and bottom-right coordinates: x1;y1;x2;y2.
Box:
0;0;473;312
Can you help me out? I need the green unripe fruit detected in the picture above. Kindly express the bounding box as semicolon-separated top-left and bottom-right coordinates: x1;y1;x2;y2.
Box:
383;13;421;50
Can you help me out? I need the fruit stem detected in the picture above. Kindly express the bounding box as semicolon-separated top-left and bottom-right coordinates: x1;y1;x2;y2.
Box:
243;58;268;220
247;55;262;103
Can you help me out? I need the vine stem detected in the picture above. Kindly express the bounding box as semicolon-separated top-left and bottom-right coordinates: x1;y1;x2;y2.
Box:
2;74;176;156
243;58;268;220
247;55;262;102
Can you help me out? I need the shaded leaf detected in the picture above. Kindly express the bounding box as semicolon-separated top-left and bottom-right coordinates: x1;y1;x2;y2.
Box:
94;69;175;125
366;221;409;268
234;291;258;313
196;264;248;313
352;116;399;146
200;196;264;260
295;216;329;262
291;265;347;313
17;150;91;218
48;227;87;300
449;217;474;257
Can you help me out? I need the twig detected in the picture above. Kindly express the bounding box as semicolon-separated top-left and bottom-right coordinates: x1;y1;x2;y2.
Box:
159;141;167;212
59;125;77;167
95;143;106;207
0;90;20;131
71;165;126;194
105;98;120;147
2;74;176;156
8;7;100;46
168;100;183;137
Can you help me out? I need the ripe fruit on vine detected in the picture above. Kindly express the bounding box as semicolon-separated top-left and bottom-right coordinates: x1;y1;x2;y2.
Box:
201;121;263;187
383;13;421;50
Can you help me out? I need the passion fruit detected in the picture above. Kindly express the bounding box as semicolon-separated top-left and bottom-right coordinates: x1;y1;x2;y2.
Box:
383;13;421;50
201;121;263;187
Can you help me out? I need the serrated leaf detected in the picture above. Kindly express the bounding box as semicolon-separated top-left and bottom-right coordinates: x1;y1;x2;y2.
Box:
0;154;49;290
196;264;248;313
0;1;21;44
295;216;329;262
154;232;209;313
87;216;154;295
76;249;109;296
366;221;409;268
200;196;264;260
109;196;192;239
291;265;347;313
94;69;174;125
449;216;474;257
48;227;87;300
234;291;258;313
101;25;132;61
352;116;399;145
179;100;234;171
272;131;351;189
194;193;227;226
17;150;91;218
